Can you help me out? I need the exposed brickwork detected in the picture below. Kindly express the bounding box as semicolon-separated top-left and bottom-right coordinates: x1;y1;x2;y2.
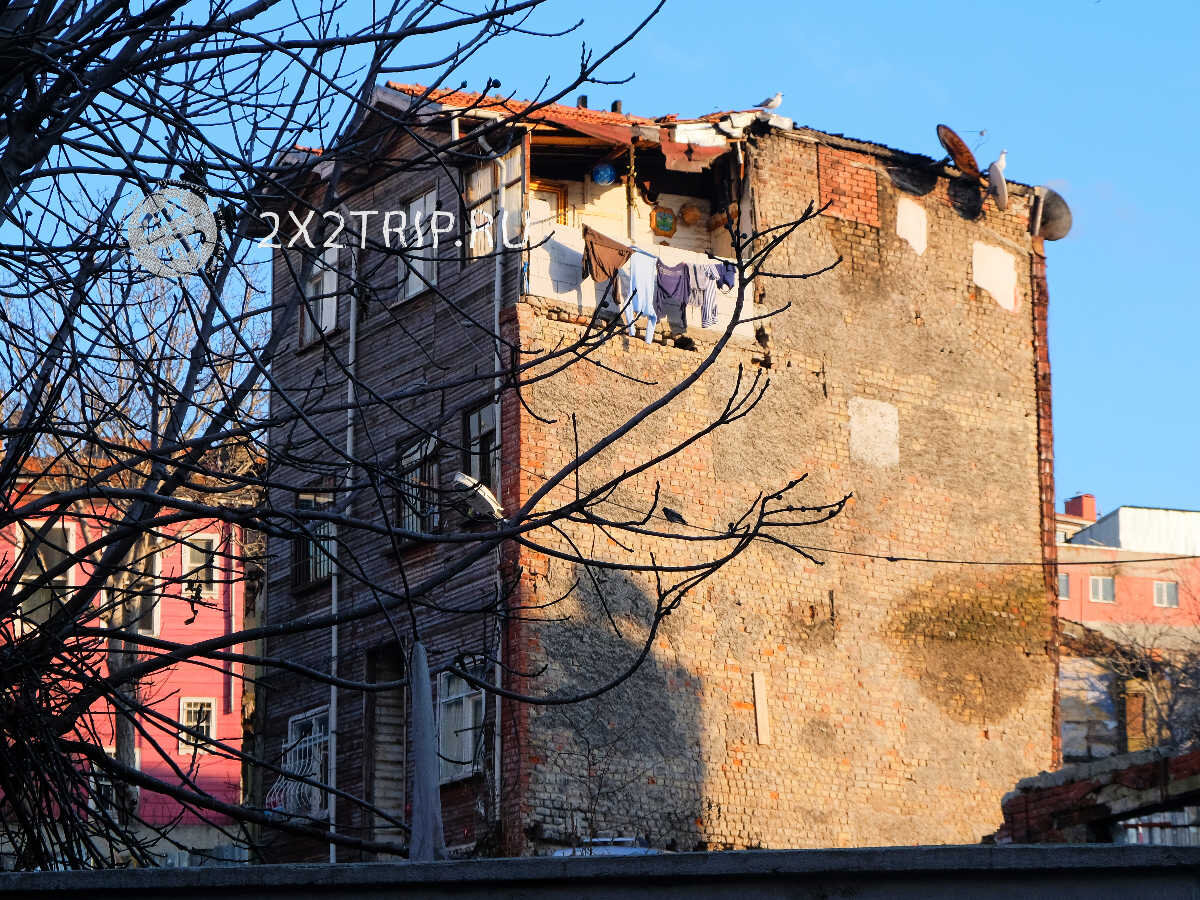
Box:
263;111;1061;859
507;130;1058;851
817;145;880;228
997;748;1200;843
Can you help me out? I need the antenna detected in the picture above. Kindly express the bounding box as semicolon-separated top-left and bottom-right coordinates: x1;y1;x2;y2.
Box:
936;124;982;180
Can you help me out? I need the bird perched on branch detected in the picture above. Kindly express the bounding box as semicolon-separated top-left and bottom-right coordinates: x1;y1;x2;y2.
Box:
755;92;783;110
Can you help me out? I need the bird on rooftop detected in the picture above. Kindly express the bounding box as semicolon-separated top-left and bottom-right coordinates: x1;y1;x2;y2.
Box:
990;149;1007;173
755;92;783;110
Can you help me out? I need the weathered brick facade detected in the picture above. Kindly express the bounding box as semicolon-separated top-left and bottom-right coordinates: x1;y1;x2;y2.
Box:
262;87;1059;859
503;128;1059;852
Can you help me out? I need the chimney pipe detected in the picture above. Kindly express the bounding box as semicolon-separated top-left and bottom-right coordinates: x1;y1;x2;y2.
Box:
577;94;588;109
611;100;622;114
1064;493;1097;522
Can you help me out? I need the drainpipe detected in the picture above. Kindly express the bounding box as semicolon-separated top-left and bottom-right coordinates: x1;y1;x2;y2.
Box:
491;151;507;826
328;246;359;863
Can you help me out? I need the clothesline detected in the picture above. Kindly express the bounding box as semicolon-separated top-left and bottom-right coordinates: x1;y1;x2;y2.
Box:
581;226;736;343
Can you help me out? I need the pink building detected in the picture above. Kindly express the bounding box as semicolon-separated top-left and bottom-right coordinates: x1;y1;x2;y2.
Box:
1056;493;1200;763
1057;493;1200;629
2;478;249;866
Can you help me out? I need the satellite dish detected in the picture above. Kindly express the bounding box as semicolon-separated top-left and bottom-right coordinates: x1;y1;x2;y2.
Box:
937;124;981;180
987;161;1008;211
1036;187;1072;240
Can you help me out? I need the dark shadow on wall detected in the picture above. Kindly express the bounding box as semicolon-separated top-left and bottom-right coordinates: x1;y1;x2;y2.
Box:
525;565;708;852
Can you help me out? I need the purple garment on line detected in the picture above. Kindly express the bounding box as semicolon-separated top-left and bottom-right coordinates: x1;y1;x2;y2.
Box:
655;260;690;321
715;260;736;290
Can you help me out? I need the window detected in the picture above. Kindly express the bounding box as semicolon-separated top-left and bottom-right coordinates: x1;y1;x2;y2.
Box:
300;246;339;345
129;549;163;635
1155;581;1180;609
1090;575;1115;604
293;492;334;588
178;697;215;755
398;189;438;301
396;437;439;536
266;707;329;817
89;747;141;814
1056;530;1068;544
1058;573;1070;599
16;522;72;629
462;404;498;492
438;666;485;782
184;535;218;599
463;148;522;259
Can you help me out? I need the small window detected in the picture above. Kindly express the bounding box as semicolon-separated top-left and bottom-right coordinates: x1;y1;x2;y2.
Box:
178;698;215;755
130;549;163;635
184;536;218;599
1154;581;1179;609
300;246;339;345
396;437;440;536
438;666;485;783
1056;530;1068;544
462;404;498;492
294;492;334;588
1058;573;1070;599
17;523;72;628
397;189;438;301
463;149;522;259
1090;575;1115;604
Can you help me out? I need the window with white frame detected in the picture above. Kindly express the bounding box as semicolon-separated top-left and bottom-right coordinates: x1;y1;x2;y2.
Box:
1058;573;1070;599
294;492;334;588
1155;581;1180;609
462;404;498;492
178;697;215;755
1090;575;1115;604
300;245;339;345
127;547;163;635
184;535;218;599
16;522;72;628
396;436;440;536
397;188;438;301
464;148;522;259
438;666;485;782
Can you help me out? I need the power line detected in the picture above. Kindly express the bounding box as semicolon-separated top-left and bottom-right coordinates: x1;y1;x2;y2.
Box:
510;461;1200;569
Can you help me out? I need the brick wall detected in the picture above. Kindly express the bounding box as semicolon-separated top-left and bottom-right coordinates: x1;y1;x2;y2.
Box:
504;129;1059;851
997;748;1200;842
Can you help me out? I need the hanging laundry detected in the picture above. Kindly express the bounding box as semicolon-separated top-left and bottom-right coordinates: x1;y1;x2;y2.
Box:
581;224;633;306
688;262;720;329
714;260;736;291
628;250;659;343
655;260;690;331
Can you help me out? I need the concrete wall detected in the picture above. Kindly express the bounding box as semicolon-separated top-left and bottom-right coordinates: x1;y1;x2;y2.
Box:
3;847;1200;898
502;128;1059;852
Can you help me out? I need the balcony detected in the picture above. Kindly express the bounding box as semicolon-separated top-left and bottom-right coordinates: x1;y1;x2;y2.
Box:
523;222;760;343
265;731;328;819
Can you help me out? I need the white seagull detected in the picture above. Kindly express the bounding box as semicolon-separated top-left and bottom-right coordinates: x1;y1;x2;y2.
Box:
755;92;783;110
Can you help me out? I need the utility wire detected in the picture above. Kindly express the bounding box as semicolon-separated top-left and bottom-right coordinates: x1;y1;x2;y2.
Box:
509;460;1199;569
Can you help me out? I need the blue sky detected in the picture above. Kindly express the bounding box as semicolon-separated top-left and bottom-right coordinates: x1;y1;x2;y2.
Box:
440;0;1199;515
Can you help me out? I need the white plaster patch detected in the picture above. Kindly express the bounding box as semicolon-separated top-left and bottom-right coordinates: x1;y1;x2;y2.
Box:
849;397;899;468
972;242;1018;311
895;196;927;255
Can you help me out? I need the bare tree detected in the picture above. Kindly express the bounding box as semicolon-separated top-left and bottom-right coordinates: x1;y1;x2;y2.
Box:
0;0;844;869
